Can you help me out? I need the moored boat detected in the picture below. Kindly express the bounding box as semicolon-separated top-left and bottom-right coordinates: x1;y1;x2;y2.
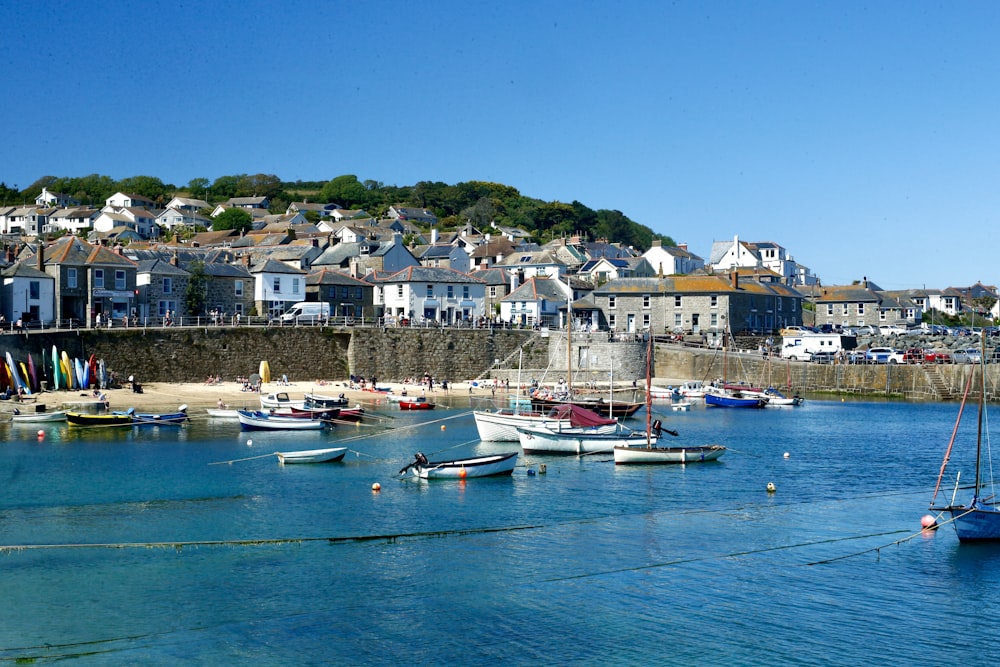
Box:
303;392;349;409
474;402;618;442
613;444;727;464
238;409;328;431
399;397;434;410
276;447;347;464
10;407;68;423
704;390;767;408
399;451;519;479
66;411;134;427
260;392;305;410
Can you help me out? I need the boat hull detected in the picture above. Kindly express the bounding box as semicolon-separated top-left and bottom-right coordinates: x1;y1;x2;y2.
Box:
410;452;519;479
238;410;327;431
66;412;133;427
613;445;727;465
132;411;189;425
11;410;68;423
705;393;767;408
945;501;1000;541
517;425;653;455
277;447;347;464
474;409;618;442
399;401;434;410
529;396;643;418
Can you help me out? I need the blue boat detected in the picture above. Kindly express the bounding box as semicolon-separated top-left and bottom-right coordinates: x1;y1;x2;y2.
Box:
930;348;1000;540
705;391;766;409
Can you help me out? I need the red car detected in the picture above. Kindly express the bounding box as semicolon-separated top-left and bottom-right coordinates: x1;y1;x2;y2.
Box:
901;348;925;364
923;349;951;364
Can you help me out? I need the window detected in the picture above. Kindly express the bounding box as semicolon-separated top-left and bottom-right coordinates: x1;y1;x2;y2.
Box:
489;286;497;298
674;295;682;307
163;278;172;294
826;304;833;316
67;268;77;289
353;287;362;299
234;280;243;297
858;304;865;316
29;281;39;299
397;285;404;298
674;313;682;328
710;295;718;307
426;285;434;298
463;286;470;299
842;304;848;316
94;269;104;289
642;295;650;309
115;270;125;290
447;285;454;299
609;296;616;309
234;303;243;315
711;313;718;327
158;300;177;316
609;314;616;329
642;313;650;329
292;278;300;295
273;277;281;293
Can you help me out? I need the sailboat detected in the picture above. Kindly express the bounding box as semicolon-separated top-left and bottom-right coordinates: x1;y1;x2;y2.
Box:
613;335;726;464
704;326;767;408
929;338;1000;541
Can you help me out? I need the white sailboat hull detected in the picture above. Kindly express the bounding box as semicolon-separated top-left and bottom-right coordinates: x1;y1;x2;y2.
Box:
517;424;653;454
474;409;618;442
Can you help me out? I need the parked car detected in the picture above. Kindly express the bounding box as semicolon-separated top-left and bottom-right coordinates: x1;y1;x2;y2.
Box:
855;325;880;336
887;349;907;364
901;348;925;364
924;349;952;364
779;326;813;335
866;347;895;364
881;325;908;336
811;351;837;364
952;348;982;364
847;350;869;364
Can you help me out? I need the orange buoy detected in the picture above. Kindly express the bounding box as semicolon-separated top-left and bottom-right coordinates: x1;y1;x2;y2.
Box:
921;514;937;530
459;468;467;478
37;429;45;439
372;482;381;492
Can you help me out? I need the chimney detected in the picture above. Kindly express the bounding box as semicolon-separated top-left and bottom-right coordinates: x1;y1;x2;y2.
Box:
431;228;438;244
170;253;179;267
311;238;319;248
36;243;44;271
350;257;359;279
731;270;739;289
651;240;662;248
678;243;687;252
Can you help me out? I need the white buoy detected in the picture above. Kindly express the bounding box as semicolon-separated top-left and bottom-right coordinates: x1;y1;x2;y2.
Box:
247;439;253;447
783;452;790;459
767;482;776;493
372;482;381;492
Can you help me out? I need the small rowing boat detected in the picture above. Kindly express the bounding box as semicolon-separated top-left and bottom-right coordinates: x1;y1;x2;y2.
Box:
399;451;519;479
237;409;328;431
276;447;347;464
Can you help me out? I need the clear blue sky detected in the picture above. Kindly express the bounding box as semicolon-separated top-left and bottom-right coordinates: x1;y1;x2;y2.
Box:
3;1;998;290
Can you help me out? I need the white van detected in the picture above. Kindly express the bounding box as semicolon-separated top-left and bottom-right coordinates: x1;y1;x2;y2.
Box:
277;302;330;324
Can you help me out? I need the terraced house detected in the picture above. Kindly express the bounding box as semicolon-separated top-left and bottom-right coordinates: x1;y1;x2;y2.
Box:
592;272;805;337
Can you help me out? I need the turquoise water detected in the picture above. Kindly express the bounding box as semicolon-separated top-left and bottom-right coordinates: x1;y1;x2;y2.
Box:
1;399;999;665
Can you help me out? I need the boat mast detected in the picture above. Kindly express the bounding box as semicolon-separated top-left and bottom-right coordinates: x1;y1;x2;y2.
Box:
566;284;572;398
974;336;986;497
646;333;653;447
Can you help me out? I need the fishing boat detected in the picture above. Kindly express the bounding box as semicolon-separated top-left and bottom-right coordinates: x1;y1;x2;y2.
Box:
649;385;679;400
10;406;68;423
615;336;727;465
276;447;347;464
929;340;1000;541
474;402;618;442
399;451;519;479
528;392;643;418
237;409;328;431
671;400;694;411
677;380;708;399
517;422;654;455
399;397;434;410
761;388;803;406
336;406;366;422
260;392;305;410
303;392;349;409
66;411;134;427
131;405;189;425
286;405;341;419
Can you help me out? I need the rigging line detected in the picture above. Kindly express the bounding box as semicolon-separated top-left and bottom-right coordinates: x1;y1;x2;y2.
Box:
805;509;977;566
537;529;911;583
0;523;545;554
208;452;277;465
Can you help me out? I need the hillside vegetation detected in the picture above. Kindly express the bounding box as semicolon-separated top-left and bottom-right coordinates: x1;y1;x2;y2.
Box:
3;173;672;251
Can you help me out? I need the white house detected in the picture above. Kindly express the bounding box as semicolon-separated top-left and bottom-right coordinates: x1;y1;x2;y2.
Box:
165;196;210;212
642;240;704;276
1;261;55;324
157;207;212;231
105;192;156;209
250;257;307;319
499;276;571;327
376;265;486;325
35;187;78;208
93;208;158;239
46;208;100;235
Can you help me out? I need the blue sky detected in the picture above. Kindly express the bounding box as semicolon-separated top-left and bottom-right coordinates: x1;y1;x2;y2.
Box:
3;1;999;290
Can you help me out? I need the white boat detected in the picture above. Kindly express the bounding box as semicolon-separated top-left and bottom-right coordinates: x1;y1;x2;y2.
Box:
276;447;347;464
761;388;804;406
671;400;694;411
260;392;305;410
238;409;327;431
10;408;68;423
516;417;654;455
614;444;727;464
649;385;678;400
303;392;349;408
615;337;728;465
206;408;241;419
474;403;618;442
677;381;708;399
399;451;519;479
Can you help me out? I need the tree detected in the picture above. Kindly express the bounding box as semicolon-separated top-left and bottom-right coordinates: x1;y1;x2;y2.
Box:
116;175;170;202
320;175;367;207
187;178;210;198
184;261;208;316
211;208;253;233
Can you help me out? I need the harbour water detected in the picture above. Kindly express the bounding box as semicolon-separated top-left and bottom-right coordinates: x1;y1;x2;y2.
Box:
1;397;999;665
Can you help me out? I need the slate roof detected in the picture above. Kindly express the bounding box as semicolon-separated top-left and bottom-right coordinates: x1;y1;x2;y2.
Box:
380;265;485;284
501;277;568;302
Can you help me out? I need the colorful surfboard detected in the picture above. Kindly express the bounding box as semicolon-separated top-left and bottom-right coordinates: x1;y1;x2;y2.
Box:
259;360;271;384
7;352;29;394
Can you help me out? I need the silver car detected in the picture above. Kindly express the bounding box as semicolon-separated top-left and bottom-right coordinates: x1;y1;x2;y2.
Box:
952;348;983;364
